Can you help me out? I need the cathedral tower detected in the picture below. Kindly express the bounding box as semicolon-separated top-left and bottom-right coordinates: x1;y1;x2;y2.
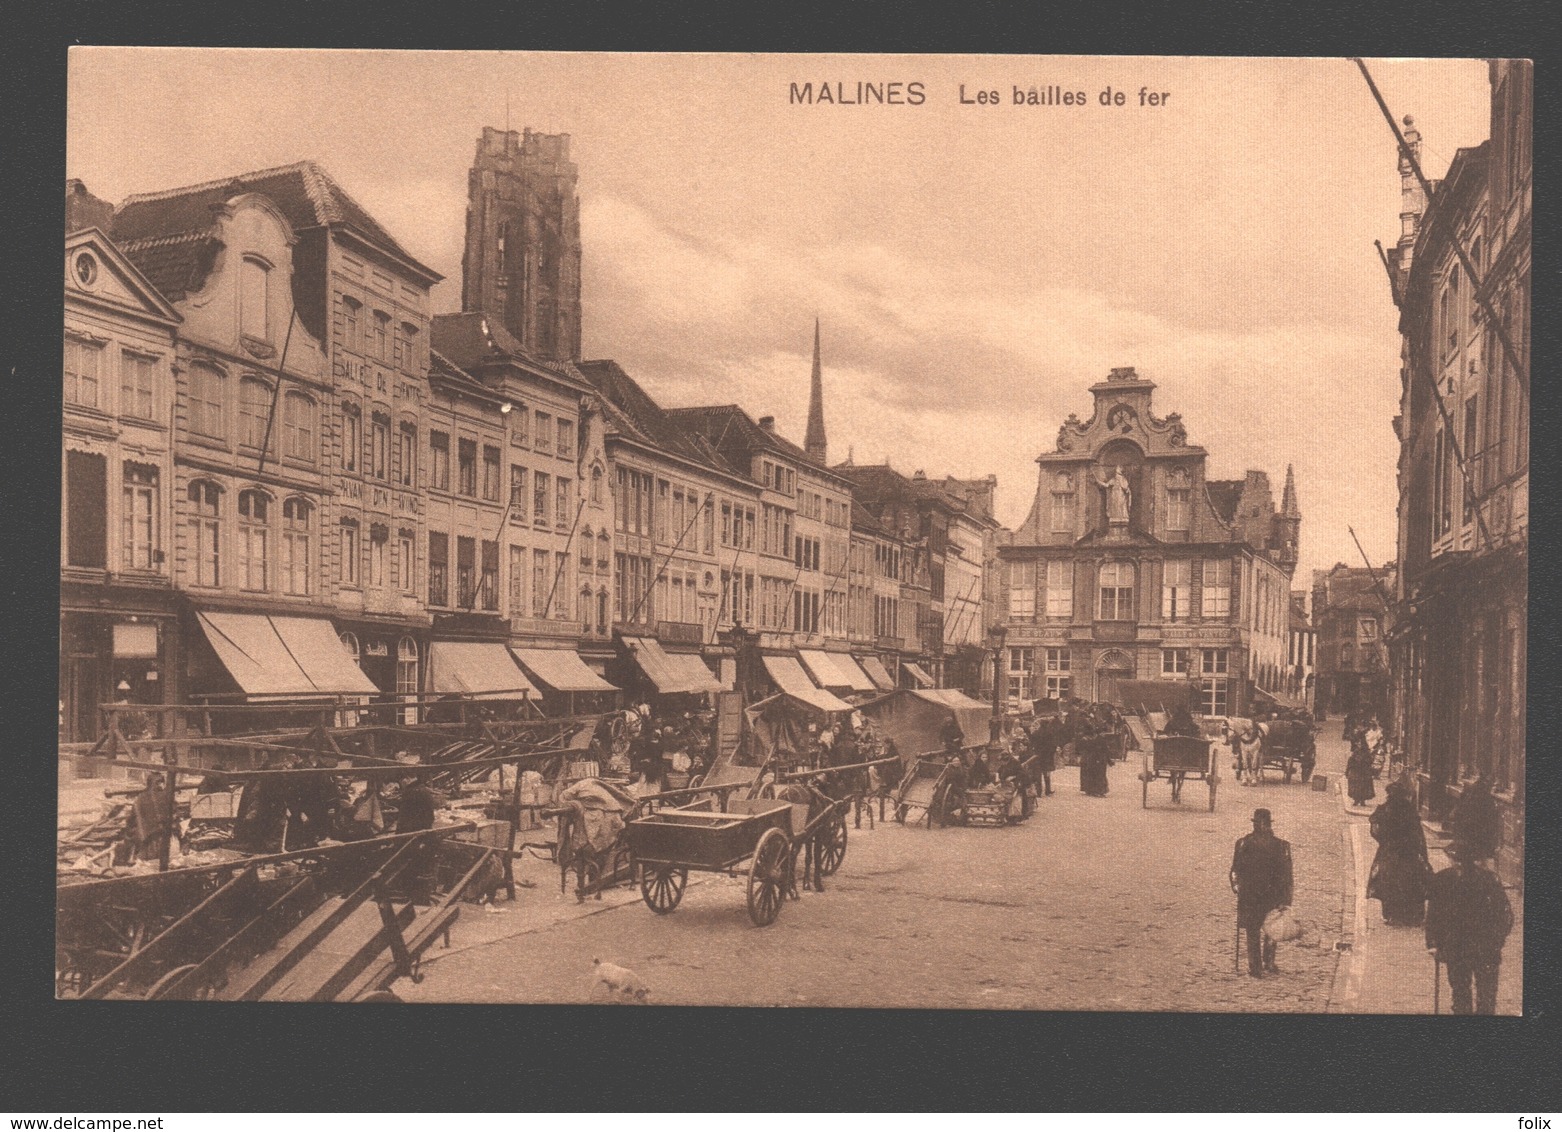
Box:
461;126;582;362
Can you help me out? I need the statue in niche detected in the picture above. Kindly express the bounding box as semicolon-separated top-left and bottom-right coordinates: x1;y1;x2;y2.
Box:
1096;465;1132;526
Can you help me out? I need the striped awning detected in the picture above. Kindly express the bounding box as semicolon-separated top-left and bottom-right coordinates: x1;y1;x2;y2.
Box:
856;654;896;692
428;642;534;699
621;637;723;694
798;649;856;690
902;662;934;688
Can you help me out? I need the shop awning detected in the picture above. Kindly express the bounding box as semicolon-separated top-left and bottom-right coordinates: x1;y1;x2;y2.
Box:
511;648;618;694
831;653;880;693
621;636;723;694
798;649;856;690
856;654;896;692
902;662;934;688
428;642;534;699
762;654;853;714
661;650;725;694
196;611;378;697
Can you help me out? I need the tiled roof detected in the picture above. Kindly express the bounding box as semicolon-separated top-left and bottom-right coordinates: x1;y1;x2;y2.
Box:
430;313;592;394
1205;479;1243;525
112;161;439;282
114;231;220;303
834;463;963;513
575;360;731;474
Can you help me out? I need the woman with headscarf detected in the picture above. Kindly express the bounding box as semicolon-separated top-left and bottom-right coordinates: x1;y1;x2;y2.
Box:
1345;730;1376;807
1367;778;1431;925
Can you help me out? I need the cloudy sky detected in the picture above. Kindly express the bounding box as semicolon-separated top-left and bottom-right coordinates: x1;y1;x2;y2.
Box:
67;51;1493;583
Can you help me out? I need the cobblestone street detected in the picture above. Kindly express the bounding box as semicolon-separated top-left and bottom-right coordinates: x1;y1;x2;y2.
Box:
401;740;1353;1010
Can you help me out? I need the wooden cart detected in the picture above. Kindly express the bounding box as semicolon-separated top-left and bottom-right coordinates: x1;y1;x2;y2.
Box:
1140;734;1218;811
623;796;837;927
960;783;1020;827
891;757;956;828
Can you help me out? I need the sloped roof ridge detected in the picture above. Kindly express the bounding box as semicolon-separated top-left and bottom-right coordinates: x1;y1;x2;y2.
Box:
118;160;317;207
116;231;210;251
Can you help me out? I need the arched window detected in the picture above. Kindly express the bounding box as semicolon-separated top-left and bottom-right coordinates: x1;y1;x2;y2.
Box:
281;497;312;596
237;490;271;591
1097;561;1135;621
239;377;272;450
596;589;609;636
579;527;594;570
596;530;610;570
590;464;604;504
341;403;361;473
282;391;316;463
187;363;226;440
187;479;222;586
396;637;420;723
580;585;593;625
241;256;271;341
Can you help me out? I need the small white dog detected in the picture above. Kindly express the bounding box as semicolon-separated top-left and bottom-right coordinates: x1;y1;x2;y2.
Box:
591;957;650;1003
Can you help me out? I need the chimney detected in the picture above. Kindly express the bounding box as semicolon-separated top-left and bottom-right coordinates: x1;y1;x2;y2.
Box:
65;180;115;235
758;415;776;432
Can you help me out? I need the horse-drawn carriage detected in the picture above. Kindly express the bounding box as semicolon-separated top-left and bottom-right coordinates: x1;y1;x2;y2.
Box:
1115;680;1219;811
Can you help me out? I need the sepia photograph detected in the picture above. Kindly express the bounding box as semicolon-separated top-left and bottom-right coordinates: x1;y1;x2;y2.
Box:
56;50;1528;1014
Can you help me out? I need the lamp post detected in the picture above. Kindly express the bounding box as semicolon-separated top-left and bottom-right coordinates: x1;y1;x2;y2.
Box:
986;622;1007;741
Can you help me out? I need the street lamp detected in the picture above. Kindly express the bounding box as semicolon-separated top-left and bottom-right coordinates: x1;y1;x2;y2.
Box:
986;622;1008;736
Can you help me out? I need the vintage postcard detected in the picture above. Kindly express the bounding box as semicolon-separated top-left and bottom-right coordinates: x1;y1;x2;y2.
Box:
58;51;1527;1013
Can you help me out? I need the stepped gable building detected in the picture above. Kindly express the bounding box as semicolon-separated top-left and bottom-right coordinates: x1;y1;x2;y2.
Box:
461;127;583;364
103;161;444;718
61;185;183;743
999;366;1298;714
1383;62;1528;879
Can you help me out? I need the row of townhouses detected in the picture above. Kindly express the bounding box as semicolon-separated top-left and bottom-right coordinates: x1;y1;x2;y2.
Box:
61;127;1004;742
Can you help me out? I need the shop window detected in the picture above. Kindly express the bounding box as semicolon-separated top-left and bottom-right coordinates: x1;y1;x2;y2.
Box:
397;637;420;724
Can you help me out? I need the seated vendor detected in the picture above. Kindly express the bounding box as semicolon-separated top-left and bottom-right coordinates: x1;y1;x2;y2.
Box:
967;751;994;788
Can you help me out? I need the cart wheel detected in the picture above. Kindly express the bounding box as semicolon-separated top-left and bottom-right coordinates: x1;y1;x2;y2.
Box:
747;829;790;927
816;809;848;877
609;843;634;887
1208;780;1218;812
145;963;202;1001
641;864;688;914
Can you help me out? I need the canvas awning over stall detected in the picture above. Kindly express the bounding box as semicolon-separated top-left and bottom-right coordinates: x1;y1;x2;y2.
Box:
912;688;992;748
511;648;618;694
661;650;725;694
901;662;934;688
196;611;378;697
1253;686;1307;712
856;654;896;692
427;642;535;699
761;654;853;714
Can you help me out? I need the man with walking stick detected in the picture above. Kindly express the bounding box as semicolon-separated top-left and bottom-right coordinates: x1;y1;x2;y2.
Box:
1425;838;1513;1014
1230;808;1293;977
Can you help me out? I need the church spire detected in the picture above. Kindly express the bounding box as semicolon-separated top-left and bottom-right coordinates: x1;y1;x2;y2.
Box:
1282;463;1301;518
804;317;827;463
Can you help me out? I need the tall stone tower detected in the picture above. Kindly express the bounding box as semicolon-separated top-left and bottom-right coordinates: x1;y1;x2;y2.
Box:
461;126;582;362
804;318;827;463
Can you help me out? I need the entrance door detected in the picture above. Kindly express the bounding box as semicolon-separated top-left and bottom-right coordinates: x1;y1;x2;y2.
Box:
1095;652;1134;705
64;655;103;744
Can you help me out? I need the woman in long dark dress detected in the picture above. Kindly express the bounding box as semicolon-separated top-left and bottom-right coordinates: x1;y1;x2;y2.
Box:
1079;735;1110;797
1345;734;1376;806
1367;781;1431;925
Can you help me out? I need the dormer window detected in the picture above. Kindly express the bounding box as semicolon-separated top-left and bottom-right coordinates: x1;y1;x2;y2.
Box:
240;256;271;342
